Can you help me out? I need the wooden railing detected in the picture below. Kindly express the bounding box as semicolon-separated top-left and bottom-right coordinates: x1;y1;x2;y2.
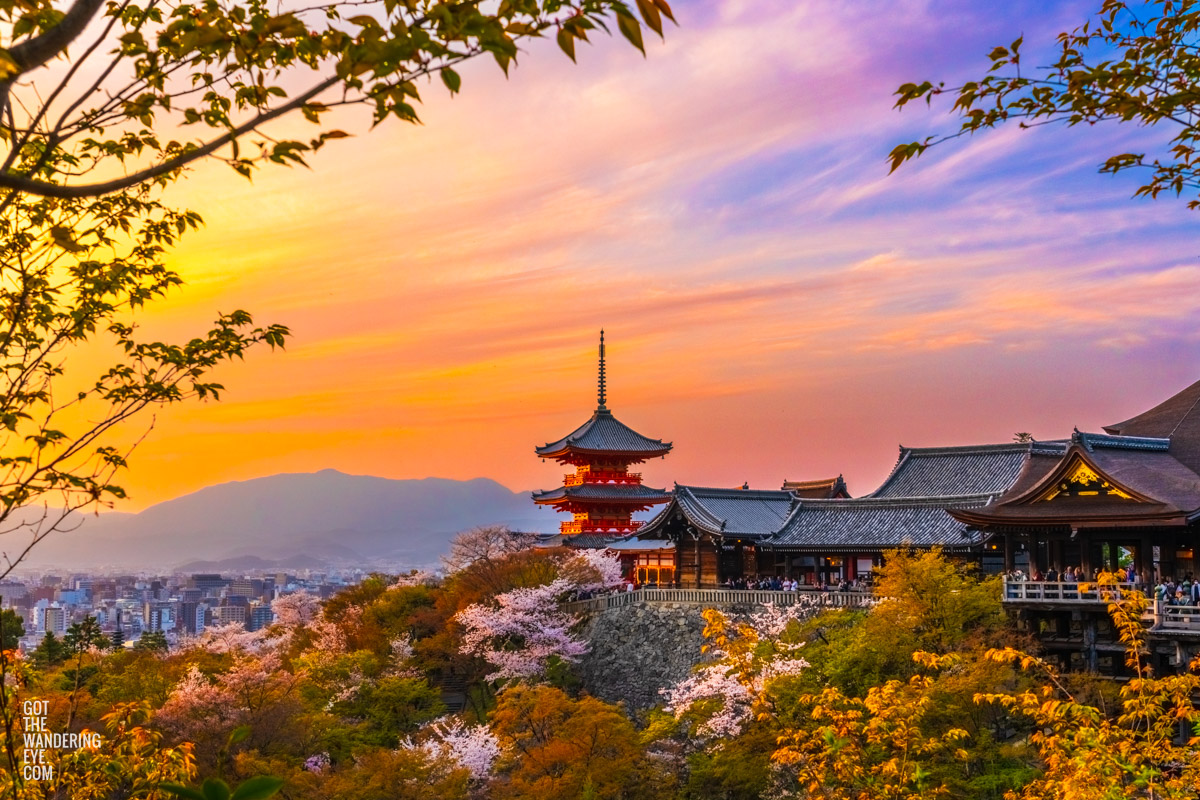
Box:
1003;579;1140;603
1003;580;1200;634
564;584;1200;634
564;471;642;487
560;520;644;535
561;587;874;614
1155;599;1200;632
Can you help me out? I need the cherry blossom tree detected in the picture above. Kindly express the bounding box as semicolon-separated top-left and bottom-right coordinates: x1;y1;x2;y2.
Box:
185;621;276;655
662;603;814;740
454;549;624;682
270;591;321;628
442;525;539;575
155;665;238;743
456;578;588;682
561;547;625;593
401;717;502;782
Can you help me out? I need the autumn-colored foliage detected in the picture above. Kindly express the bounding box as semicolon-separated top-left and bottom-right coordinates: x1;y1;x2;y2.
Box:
6;546;1199;800
977;588;1200;800
490;685;664;800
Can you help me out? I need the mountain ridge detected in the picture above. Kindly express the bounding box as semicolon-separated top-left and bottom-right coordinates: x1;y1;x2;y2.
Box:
15;470;557;572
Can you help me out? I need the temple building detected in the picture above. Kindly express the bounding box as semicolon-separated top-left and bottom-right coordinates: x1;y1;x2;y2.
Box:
529;352;1200;669
952;381;1200;674
533;332;676;582
640;443;1034;588
633;377;1200;673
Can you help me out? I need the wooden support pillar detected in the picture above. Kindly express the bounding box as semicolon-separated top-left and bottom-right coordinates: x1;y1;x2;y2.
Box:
1082;617;1098;673
693;537;702;589
1003;533;1014;573
1079;531;1092;575
1049;539;1063;573
1139;533;1153;583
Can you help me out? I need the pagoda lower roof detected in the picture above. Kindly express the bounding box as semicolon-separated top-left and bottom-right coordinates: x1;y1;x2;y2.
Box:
536;408;672;459
560;533;674;551
531;483;671;504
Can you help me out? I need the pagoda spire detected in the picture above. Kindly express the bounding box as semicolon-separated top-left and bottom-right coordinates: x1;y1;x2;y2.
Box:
598;329;607;410
534;330;672;536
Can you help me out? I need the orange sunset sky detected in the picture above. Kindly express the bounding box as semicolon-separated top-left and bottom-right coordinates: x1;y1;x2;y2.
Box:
95;0;1200;511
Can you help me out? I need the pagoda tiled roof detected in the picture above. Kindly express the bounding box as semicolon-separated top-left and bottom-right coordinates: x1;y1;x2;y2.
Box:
771;495;992;551
531;483;671;504
869;443;1036;499
535;408;672;459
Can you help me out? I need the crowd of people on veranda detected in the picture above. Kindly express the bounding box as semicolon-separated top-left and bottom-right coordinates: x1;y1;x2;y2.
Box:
721;575;870;592
1006;565;1200;607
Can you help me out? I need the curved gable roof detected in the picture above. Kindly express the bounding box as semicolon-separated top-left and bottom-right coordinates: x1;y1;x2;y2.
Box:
646;485;797;538
774;495;991;551
870;443;1032;499
1104;378;1200;474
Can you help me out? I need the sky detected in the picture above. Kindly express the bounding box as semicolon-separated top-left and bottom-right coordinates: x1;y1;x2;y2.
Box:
86;0;1200;510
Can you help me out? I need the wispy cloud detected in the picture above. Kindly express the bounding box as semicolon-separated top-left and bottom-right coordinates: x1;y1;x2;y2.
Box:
94;0;1200;508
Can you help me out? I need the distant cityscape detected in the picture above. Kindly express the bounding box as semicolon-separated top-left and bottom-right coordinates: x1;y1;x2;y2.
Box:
0;568;370;651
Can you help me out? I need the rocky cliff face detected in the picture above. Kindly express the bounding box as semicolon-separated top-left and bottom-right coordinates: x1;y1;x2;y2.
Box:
577;602;709;711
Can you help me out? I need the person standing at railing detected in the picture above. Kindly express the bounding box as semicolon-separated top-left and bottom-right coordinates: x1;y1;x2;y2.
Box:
1062;567;1078;599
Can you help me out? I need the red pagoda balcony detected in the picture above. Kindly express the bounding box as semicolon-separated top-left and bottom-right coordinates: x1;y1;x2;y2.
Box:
563;471;643;487
560;520;645;535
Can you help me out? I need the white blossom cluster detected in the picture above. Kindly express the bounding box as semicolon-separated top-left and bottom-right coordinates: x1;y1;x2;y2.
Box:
661;603;813;740
400;717;501;780
454;549;624;681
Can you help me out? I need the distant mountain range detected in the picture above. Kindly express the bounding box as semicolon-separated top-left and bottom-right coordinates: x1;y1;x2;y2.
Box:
13;470;558;573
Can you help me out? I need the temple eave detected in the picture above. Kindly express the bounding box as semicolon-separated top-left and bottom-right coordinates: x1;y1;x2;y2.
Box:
535;445;671;462
949;507;1185;528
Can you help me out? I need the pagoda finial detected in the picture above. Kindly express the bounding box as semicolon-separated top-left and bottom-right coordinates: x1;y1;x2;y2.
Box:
597;329;607;410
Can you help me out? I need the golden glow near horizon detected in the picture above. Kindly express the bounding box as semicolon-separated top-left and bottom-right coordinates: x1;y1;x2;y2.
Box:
93;2;1200;512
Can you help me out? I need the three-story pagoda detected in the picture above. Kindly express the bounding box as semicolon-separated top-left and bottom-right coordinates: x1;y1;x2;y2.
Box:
533;332;672;536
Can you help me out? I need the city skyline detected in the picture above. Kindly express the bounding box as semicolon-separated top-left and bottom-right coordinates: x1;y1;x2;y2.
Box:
93;0;1200;510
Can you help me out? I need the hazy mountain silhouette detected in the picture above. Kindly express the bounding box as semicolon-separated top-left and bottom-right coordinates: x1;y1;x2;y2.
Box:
16;470;556;571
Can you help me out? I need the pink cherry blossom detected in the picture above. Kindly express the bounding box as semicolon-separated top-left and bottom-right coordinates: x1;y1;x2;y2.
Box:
455;578;588;681
400;717;501;781
661;603;813;740
271;591;322;627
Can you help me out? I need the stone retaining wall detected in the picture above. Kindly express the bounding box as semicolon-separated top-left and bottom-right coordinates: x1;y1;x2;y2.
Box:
576;602;710;711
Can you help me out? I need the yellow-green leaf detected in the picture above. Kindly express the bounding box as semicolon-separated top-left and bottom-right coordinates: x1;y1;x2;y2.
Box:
557;27;576;62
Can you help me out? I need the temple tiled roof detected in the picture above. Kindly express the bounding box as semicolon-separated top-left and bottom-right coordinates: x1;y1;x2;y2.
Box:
531;483;671;504
951;433;1200;527
1104;378;1200;475
654;485;799;539
781;475;850;498
870;443;1034;499
535;408;672;459
771;495;992;551
640;483;994;551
